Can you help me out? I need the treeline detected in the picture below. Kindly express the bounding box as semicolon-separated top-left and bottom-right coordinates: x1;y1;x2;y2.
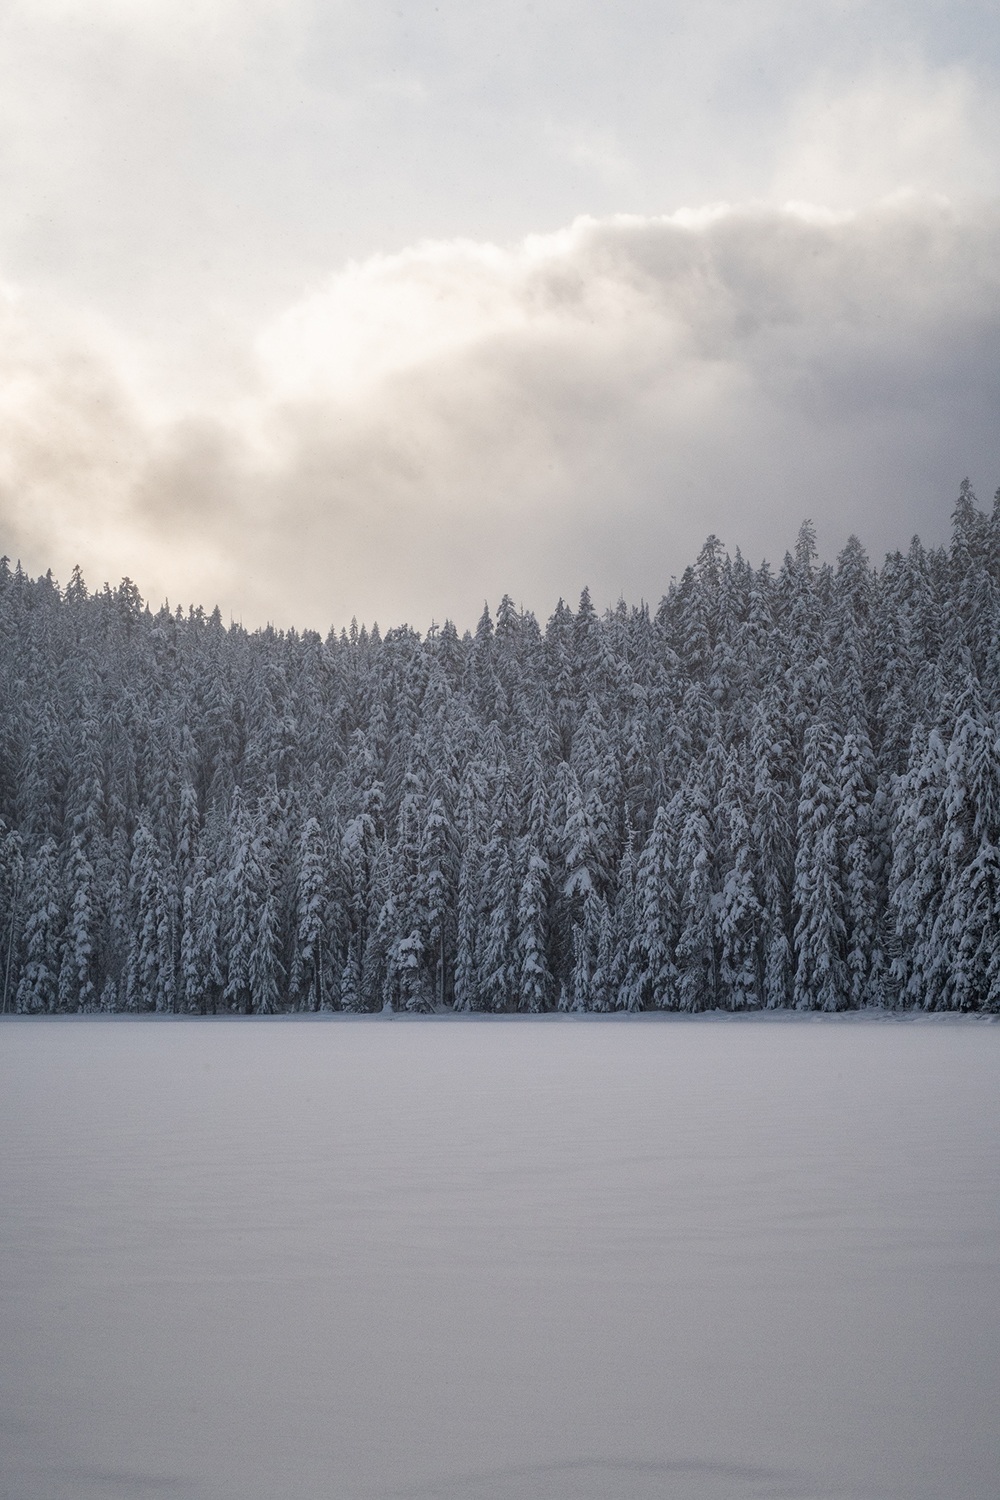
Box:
2;483;1000;1014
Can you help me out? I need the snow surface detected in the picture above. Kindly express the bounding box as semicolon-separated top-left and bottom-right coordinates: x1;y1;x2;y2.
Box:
1;1016;998;1500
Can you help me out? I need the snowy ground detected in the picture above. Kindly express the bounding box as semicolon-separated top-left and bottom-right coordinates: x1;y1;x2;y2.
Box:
2;1017;998;1500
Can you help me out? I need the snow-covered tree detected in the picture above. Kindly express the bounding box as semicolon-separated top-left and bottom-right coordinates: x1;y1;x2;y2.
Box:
0;485;997;1012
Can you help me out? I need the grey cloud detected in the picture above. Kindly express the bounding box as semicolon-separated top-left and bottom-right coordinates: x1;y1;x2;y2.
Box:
5;4;1000;630
3;198;1000;629
0;288;148;570
2;2;998;345
266;201;1000;623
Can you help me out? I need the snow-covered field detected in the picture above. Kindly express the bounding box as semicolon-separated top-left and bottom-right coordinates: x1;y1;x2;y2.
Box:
1;1016;998;1500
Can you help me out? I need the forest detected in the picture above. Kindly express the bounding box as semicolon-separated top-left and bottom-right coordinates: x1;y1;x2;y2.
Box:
2;482;1000;1015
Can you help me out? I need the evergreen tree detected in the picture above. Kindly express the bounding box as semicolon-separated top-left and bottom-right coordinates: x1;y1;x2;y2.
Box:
627;801;679;1010
290;815;330;1010
0;493;997;1013
793;722;847;1011
59;832;99;1011
716;756;761;1009
126;820;175;1013
836;728;880;1007
890;726;948;1007
15;836;58;1013
675;780;717;1012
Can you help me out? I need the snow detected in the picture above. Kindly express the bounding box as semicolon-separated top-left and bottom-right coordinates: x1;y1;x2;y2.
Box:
1;1016;998;1500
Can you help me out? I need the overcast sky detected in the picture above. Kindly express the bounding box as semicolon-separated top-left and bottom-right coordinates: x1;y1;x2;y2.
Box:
1;0;999;629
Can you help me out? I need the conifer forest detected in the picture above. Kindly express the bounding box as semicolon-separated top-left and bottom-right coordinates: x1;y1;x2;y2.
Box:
3;482;1000;1015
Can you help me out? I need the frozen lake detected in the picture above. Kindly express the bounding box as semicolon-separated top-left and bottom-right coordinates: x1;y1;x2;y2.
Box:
1;1016;998;1500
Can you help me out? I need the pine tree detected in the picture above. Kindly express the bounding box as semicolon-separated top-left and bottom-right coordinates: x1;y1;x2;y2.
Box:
927;678;1000;1007
15;837;59;1013
1;499;999;1014
290;815;329;1010
0;822;23;1012
454;756;488;1011
627;801;679;1010
836;728;879;1007
126;820;175;1013
793;722;847;1010
675;781;717;1012
59;832;99;1011
716;756;761;1009
889;726;948;1007
340;802;382;1011
223;796;259;1013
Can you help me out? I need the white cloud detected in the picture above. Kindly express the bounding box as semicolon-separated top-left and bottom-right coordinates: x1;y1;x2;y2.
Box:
10;0;295;56
546;125;635;184
0;286;141;560
4;3;1000;630
772;61;1000;205
3;197;999;630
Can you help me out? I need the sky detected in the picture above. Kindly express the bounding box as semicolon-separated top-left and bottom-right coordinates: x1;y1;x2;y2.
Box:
1;0;999;631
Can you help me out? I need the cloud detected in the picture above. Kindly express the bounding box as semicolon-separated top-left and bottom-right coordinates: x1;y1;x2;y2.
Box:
0;284;143;566
4;5;1000;632
546;125;635;184
772;60;1000;205
10;0;291;59
3;2;997;344
2;195;999;630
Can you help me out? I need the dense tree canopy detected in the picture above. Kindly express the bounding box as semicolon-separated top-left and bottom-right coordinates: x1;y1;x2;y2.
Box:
2;483;1000;1013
